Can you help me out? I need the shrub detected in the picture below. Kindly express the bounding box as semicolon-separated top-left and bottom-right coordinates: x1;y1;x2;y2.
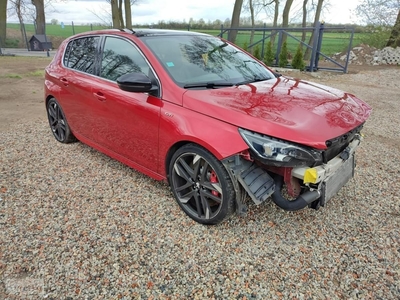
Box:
291;44;306;70
264;41;274;66
279;41;289;67
360;25;391;49
253;44;261;60
5;38;19;48
242;41;248;52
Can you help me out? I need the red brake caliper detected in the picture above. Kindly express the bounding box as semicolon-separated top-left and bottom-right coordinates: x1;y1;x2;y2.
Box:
210;170;219;196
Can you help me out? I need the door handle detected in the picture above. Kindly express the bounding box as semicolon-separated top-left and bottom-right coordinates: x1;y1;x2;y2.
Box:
60;77;69;86
93;92;106;101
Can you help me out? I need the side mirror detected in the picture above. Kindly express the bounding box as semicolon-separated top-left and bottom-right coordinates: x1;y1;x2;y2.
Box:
117;73;158;93
272;71;282;78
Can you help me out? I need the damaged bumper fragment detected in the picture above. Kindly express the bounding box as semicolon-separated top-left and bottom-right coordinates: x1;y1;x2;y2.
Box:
223;134;362;212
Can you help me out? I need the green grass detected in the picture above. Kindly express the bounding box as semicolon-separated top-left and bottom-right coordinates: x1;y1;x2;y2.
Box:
4;74;22;79
7;23;109;38
7;23;365;56
27;70;45;77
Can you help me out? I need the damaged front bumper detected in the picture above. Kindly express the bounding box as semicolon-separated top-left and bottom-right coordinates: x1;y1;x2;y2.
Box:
222;134;362;212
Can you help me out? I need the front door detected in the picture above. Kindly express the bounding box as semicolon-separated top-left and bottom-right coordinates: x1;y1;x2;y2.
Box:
91;36;161;173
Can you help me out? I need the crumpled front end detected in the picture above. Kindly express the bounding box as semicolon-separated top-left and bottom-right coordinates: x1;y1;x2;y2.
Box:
222;125;365;213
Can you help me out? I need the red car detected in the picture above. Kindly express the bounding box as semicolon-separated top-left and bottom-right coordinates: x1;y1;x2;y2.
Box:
45;29;371;224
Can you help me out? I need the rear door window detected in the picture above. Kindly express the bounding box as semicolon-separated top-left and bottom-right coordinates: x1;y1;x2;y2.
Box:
63;36;99;74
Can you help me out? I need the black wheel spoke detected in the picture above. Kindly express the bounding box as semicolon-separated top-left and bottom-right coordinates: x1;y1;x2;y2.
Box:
198;160;208;184
201;189;222;203
59;121;66;131
178;189;196;203
193;193;203;217
56;127;64;140
174;158;194;182
192;155;202;178
202;181;222;194
50;119;57;127
48;105;56;117
175;181;193;193
56;106;62;120
200;193;211;219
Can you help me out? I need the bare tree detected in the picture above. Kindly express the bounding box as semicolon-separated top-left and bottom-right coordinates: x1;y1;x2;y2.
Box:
387;9;400;46
304;0;324;59
356;0;399;26
31;0;45;34
10;0;27;47
249;0;255;51
111;0;120;28
355;0;400;47
281;0;294;42
125;0;132;28
0;0;7;47
301;0;308;43
229;0;244;43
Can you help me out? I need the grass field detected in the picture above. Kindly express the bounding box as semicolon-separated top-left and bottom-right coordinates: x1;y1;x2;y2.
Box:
6;23;366;56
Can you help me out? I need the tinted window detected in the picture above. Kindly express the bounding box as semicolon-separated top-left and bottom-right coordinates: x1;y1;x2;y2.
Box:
63;36;99;74
100;37;150;81
142;35;274;86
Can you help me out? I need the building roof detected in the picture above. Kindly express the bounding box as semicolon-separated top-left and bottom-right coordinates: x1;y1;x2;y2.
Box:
29;34;50;43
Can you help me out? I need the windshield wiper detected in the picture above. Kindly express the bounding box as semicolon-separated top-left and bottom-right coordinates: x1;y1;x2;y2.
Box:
183;82;234;89
235;77;271;86
208;42;228;56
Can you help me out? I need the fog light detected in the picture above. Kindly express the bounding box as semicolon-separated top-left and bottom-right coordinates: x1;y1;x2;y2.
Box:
304;168;318;184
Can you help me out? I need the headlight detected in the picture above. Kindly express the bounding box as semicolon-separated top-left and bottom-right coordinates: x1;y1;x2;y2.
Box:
239;128;323;167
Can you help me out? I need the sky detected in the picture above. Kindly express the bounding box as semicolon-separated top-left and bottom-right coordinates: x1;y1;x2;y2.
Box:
8;0;362;26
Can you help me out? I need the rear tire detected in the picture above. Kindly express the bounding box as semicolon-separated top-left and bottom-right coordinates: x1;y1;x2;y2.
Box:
46;98;77;143
169;144;236;225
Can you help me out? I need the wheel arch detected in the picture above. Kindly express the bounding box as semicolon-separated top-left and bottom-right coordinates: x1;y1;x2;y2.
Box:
164;138;224;183
45;95;55;106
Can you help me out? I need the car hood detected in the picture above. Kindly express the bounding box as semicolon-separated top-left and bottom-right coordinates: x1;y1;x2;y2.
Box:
183;77;372;149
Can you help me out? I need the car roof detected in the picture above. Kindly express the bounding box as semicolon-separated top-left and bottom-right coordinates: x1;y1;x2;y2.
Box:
73;28;210;38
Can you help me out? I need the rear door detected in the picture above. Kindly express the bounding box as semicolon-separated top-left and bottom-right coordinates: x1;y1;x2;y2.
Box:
60;36;102;139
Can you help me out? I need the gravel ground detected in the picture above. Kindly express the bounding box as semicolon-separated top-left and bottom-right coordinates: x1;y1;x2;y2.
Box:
1;68;399;299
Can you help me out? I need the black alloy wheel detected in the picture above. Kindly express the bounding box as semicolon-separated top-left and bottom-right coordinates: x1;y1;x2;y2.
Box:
46;98;76;143
169;144;236;225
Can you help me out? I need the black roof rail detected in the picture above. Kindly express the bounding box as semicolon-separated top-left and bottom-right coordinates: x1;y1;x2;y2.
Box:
119;28;135;34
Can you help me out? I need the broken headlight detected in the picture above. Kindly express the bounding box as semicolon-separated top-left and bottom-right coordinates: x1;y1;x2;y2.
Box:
239;128;323;167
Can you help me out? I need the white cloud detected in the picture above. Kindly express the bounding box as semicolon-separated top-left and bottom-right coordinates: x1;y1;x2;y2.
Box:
8;0;361;25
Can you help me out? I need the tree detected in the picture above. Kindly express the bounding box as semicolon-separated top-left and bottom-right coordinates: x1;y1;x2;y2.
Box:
304;0;324;59
355;0;399;26
111;0;120;28
248;0;255;53
109;0;140;28
281;0;294;42
387;9;400;47
0;0;7;47
301;0;308;43
355;0;400;47
278;40;288;67
229;0;244;43
31;0;45;34
9;0;31;47
264;41;274;66
124;0;132;28
292;44;305;70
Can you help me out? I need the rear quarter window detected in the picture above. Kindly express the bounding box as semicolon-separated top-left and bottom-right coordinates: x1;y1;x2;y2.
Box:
63;36;99;74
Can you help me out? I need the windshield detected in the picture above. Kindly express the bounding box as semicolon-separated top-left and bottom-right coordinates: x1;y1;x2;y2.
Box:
141;34;274;88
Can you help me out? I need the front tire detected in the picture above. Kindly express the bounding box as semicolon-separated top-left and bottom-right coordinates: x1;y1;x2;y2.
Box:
169;144;236;225
46;98;77;143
